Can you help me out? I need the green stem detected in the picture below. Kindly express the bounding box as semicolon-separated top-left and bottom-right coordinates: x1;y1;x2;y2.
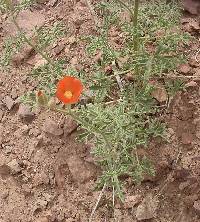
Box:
54;107;114;169
115;0;134;21
133;0;139;52
11;16;55;68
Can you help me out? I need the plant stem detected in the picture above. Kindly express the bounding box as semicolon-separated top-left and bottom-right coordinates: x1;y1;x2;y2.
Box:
133;0;139;52
115;0;134;21
89;182;107;222
11;16;55;68
54;106;114;169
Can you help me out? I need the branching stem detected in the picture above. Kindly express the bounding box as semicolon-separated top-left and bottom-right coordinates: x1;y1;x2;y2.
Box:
11;15;55;68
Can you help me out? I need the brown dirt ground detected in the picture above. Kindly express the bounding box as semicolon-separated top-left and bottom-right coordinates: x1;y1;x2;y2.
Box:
1;1;200;222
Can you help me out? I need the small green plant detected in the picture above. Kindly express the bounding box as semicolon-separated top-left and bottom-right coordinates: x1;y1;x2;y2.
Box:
1;0;189;206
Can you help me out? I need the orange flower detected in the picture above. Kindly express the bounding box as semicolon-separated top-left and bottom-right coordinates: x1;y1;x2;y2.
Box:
56;76;83;104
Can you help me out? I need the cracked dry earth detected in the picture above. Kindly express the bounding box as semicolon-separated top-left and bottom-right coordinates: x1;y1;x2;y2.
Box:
1;1;200;222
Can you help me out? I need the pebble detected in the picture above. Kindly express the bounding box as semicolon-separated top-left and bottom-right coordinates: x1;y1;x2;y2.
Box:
7;159;22;174
178;63;191;75
35;217;49;222
42;119;63;136
67;156;97;183
193;200;200;212
33;172;49;186
1;190;9;199
18;104;35;123
185;81;198;88
0;109;4;121
4;96;15;110
135;194;158;221
124;194;142;209
63;116;78;137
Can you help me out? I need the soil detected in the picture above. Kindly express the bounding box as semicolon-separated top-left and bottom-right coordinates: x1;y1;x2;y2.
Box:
1;1;200;222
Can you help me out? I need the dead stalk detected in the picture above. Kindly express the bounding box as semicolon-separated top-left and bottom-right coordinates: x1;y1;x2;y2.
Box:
88;183;107;222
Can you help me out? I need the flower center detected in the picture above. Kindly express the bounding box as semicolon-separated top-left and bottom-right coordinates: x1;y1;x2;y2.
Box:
64;90;73;99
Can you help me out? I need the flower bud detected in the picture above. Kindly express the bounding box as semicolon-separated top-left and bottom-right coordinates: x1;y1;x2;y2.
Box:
36;91;48;107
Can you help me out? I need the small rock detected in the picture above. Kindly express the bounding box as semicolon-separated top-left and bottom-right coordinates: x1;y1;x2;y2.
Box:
135;194;158;221
29;128;40;137
43;193;52;202
21;125;30;135
193;200;200;212
7;159;22;174
67;156;97;183
33;172;49;186
36;198;48;209
4;145;13;154
150;81;168;103
10;89;18;99
4;96;15;110
181;132;193;145
0;164;10;179
63;117;78;137
185;194;198;206
185;81;198;88
179;180;191;191
0;109;3;121
34;57;47;69
178;63;191;75
43;119;63;136
114;209;123;221
36;217;49;222
5;10;45;36
53;44;65;55
18;104;35;123
124;194;142;209
189;57;199;67
1;190;9;199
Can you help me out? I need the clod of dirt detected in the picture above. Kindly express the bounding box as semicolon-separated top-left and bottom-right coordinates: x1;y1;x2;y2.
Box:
178;63;191;75
4;10;45;36
4;96;15;110
0;164;10;179
63;117;78;137
182;0;200;15
33;172;50;187
18;104;35;123
135;194;158;221
67;156;97;183
7;159;22;174
193;200;200;212
150;81;168;103
124;194;142;209
42;119;63;136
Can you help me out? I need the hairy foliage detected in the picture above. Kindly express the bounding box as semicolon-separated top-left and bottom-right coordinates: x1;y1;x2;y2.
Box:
1;0;190;200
